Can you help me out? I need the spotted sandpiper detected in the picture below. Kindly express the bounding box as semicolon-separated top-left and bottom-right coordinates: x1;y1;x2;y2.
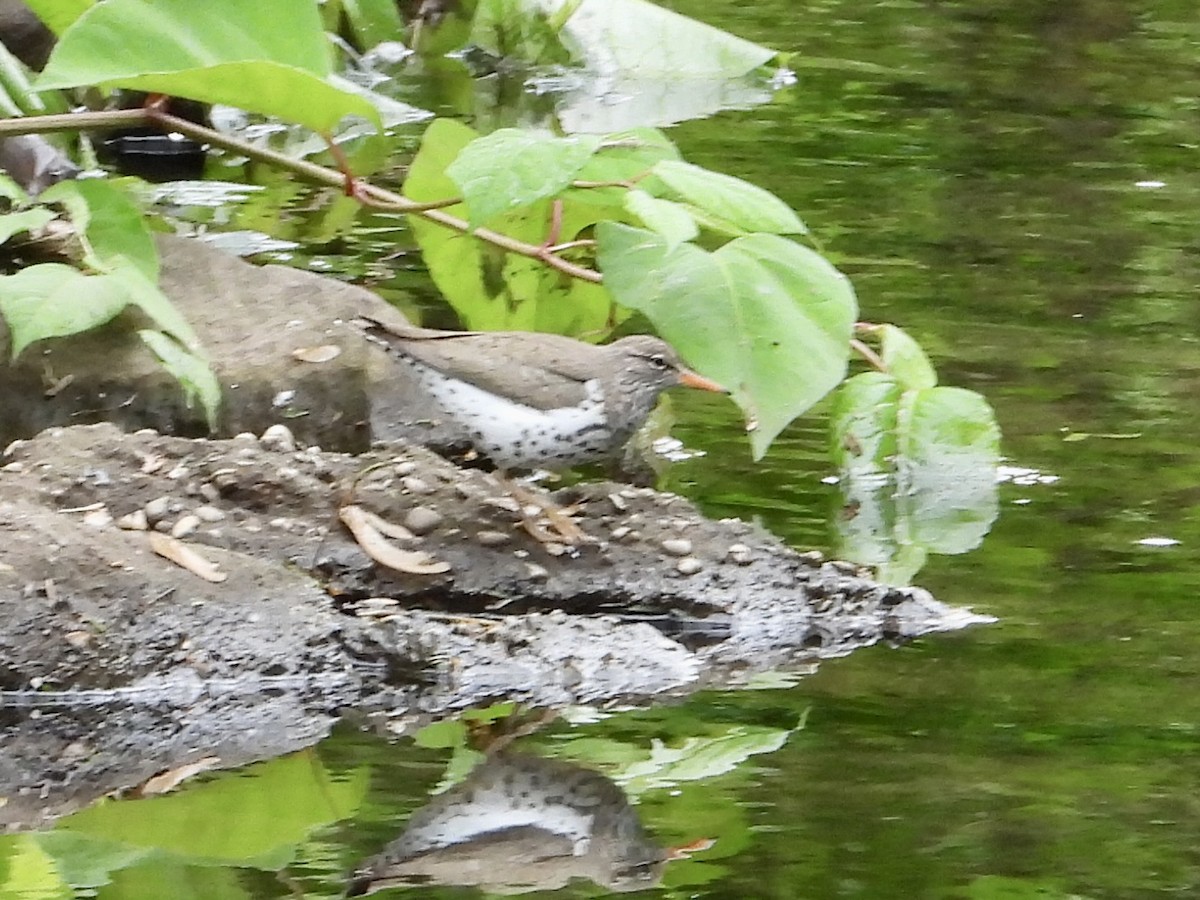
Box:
357;317;726;539
358;317;725;468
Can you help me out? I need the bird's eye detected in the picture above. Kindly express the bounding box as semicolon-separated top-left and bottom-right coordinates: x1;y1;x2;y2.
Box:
649;354;669;369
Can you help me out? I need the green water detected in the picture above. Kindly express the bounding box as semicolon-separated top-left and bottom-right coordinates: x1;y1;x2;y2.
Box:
6;1;1200;898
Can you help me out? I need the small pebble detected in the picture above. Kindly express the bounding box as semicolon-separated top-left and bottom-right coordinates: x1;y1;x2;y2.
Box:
199;482;221;504
64;631;92;648
404;506;442;535
1;461;24;473
144;496;171;523
166;464;189;480
610;525;631;540
401;475;432;495
212;471;239;493
194;505;225;523
661;537;693;557
83;508;112;529
116;510;149;531
727;543;753;565
356;597;400;614
676;556;703;576
800;550;824;564
171;514;201;538
476;530;510;547
543;542;568;557
260;424;297;452
233;432;258;442
524;562;550;581
609;493;628;511
395;461;418;476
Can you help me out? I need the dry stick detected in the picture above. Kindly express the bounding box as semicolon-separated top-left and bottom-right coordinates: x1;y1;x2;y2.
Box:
0;108;604;284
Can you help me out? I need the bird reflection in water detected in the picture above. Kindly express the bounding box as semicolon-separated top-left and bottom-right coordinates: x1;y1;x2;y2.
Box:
347;750;710;895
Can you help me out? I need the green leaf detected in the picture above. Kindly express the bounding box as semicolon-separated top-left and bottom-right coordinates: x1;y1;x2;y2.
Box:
598;223;857;458
0;173;29;205
650;159;805;235
901;386;1000;555
21;0;93;34
35;831;154;890
615;727;792;795
574;128;680;187
623;190;696;250
830;375;1000;580
0;208;55;245
407;119;617;332
469;0;777;77
39;178;88;231
877;323;936;390
49;179;159;280
904;385;1001;468
36;0;381;134
340;0;405;49
139;330;221;431
446;128;601;226
0;264;132;358
0;833;72;899
469;0;574;66
59;753;366;867
114;261;199;349
830;371;902;475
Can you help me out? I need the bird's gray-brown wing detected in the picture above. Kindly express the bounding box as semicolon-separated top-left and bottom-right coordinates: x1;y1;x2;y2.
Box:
360;318;610;411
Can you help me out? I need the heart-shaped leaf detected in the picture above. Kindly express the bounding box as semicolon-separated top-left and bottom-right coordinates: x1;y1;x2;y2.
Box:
598;223;857;457
650;159;805;235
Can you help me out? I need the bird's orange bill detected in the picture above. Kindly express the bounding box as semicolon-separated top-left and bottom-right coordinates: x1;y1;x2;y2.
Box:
679;369;727;393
